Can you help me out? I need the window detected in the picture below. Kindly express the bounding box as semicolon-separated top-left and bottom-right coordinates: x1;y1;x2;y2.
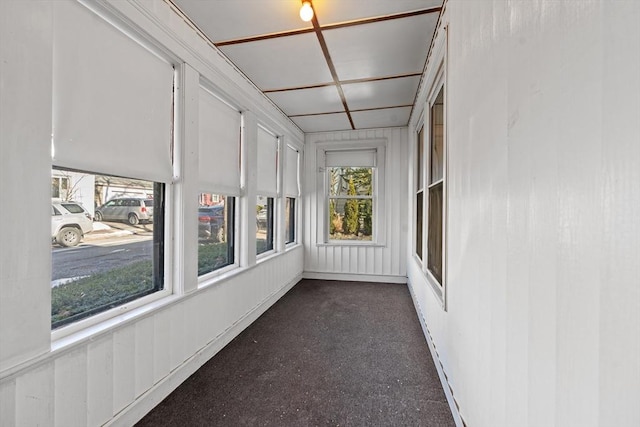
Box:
415;127;424;259
285;197;295;244
197;83;241;277
256;126;278;255
318;145;385;244
328;167;373;241
284;145;300;245
51;168;165;329
256;196;274;254
50;0;174;331
51;176;70;199
427;88;445;284
198;194;235;276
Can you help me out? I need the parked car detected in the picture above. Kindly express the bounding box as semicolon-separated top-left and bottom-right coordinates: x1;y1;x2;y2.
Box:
198;206;225;242
95;197;154;225
51;200;94;247
256;209;268;230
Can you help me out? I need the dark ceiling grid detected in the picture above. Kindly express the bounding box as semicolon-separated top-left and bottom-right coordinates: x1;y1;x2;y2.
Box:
206;2;443;131
310;10;355;129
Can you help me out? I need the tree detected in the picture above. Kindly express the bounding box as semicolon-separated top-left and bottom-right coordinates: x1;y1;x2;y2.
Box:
343;178;359;235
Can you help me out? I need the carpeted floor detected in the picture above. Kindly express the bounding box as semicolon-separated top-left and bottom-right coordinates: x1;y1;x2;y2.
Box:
136;279;455;426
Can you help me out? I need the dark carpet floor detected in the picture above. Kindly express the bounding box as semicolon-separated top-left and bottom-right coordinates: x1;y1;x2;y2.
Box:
136;279;455;426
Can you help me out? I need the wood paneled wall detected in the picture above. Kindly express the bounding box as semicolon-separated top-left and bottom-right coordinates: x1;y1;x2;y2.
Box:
0;249;303;426
303;128;409;282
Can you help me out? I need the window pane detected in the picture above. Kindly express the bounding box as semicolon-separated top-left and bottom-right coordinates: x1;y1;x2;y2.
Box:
416;191;423;259
51;168;164;329
285;197;295;244
427;182;443;284
417;127;424;190
329;198;373;241
329;167;372;197
430;87;444;183
198;194;234;276
256;196;274;254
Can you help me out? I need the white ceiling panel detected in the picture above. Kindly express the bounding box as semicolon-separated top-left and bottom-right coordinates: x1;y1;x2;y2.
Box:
314;0;442;26
343;76;421;111
220;34;333;89
172;1;443;132
292;113;352;133
351;107;413;129
324;13;438;81
267;86;343;116
173;0;312;42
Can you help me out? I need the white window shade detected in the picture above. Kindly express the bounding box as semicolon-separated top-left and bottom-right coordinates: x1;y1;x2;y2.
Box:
325;149;377;167
284;146;299;197
199;87;242;195
256;127;278;197
52;1;173;183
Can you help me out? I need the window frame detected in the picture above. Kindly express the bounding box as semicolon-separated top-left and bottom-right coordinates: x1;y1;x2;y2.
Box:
196;193;239;283
256;195;276;256
415;58;447;308
316;140;386;246
285;197;296;245
51;168;173;339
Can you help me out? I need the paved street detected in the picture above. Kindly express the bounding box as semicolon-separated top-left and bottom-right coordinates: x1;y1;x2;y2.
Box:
52;235;153;283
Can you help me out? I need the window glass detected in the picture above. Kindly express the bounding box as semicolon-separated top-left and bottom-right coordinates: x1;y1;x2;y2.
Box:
427;85;445;285
416;127;425;259
51;167;164;329
285;197;295;244
328;167;373;241
430;89;444;183
198;194;234;276
256;196;274;255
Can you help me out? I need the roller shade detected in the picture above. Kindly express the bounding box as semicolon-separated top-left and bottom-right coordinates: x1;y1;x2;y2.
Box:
199;86;242;195
325;149;377;168
285;146;299;197
256;127;278;197
52;1;173;183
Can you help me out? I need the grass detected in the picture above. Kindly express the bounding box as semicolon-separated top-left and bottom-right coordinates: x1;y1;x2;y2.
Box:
51;260;155;328
51;241;234;328
198;241;231;275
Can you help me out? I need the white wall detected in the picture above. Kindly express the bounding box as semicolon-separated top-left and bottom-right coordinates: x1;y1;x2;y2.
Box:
304;128;409;282
407;1;640;426
0;0;304;425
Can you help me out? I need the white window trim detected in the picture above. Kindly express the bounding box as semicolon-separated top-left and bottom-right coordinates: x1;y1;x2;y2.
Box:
197;194;240;286
413;25;448;310
315;140;386;246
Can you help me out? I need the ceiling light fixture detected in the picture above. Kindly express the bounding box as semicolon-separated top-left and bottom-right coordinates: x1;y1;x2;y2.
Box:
299;1;314;22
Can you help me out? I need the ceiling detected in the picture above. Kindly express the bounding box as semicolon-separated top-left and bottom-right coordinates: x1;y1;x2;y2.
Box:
171;0;443;133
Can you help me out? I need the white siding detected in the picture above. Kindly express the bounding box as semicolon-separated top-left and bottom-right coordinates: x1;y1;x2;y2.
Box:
304;128;409;281
408;1;640;426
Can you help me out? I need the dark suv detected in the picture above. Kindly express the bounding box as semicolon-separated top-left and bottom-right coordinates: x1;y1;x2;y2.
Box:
95;197;154;225
198;206;225;242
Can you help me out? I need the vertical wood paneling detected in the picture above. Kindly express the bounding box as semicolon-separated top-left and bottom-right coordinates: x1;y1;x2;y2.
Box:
87;337;114;426
0;378;16;426
153;309;172;384
304;128;408;280
408;1;640;426
54;348;88;427
113;327;136;415
135;318;155;398
15;363;54;426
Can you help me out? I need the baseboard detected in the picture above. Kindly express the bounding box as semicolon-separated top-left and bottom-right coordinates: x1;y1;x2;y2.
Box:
407;279;465;427
302;271;407;284
106;273;302;427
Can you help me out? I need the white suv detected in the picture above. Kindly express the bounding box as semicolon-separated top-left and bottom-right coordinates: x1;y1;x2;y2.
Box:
51;200;94;247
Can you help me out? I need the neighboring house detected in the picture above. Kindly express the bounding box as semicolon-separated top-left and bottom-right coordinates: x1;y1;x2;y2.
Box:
51;170;95;216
